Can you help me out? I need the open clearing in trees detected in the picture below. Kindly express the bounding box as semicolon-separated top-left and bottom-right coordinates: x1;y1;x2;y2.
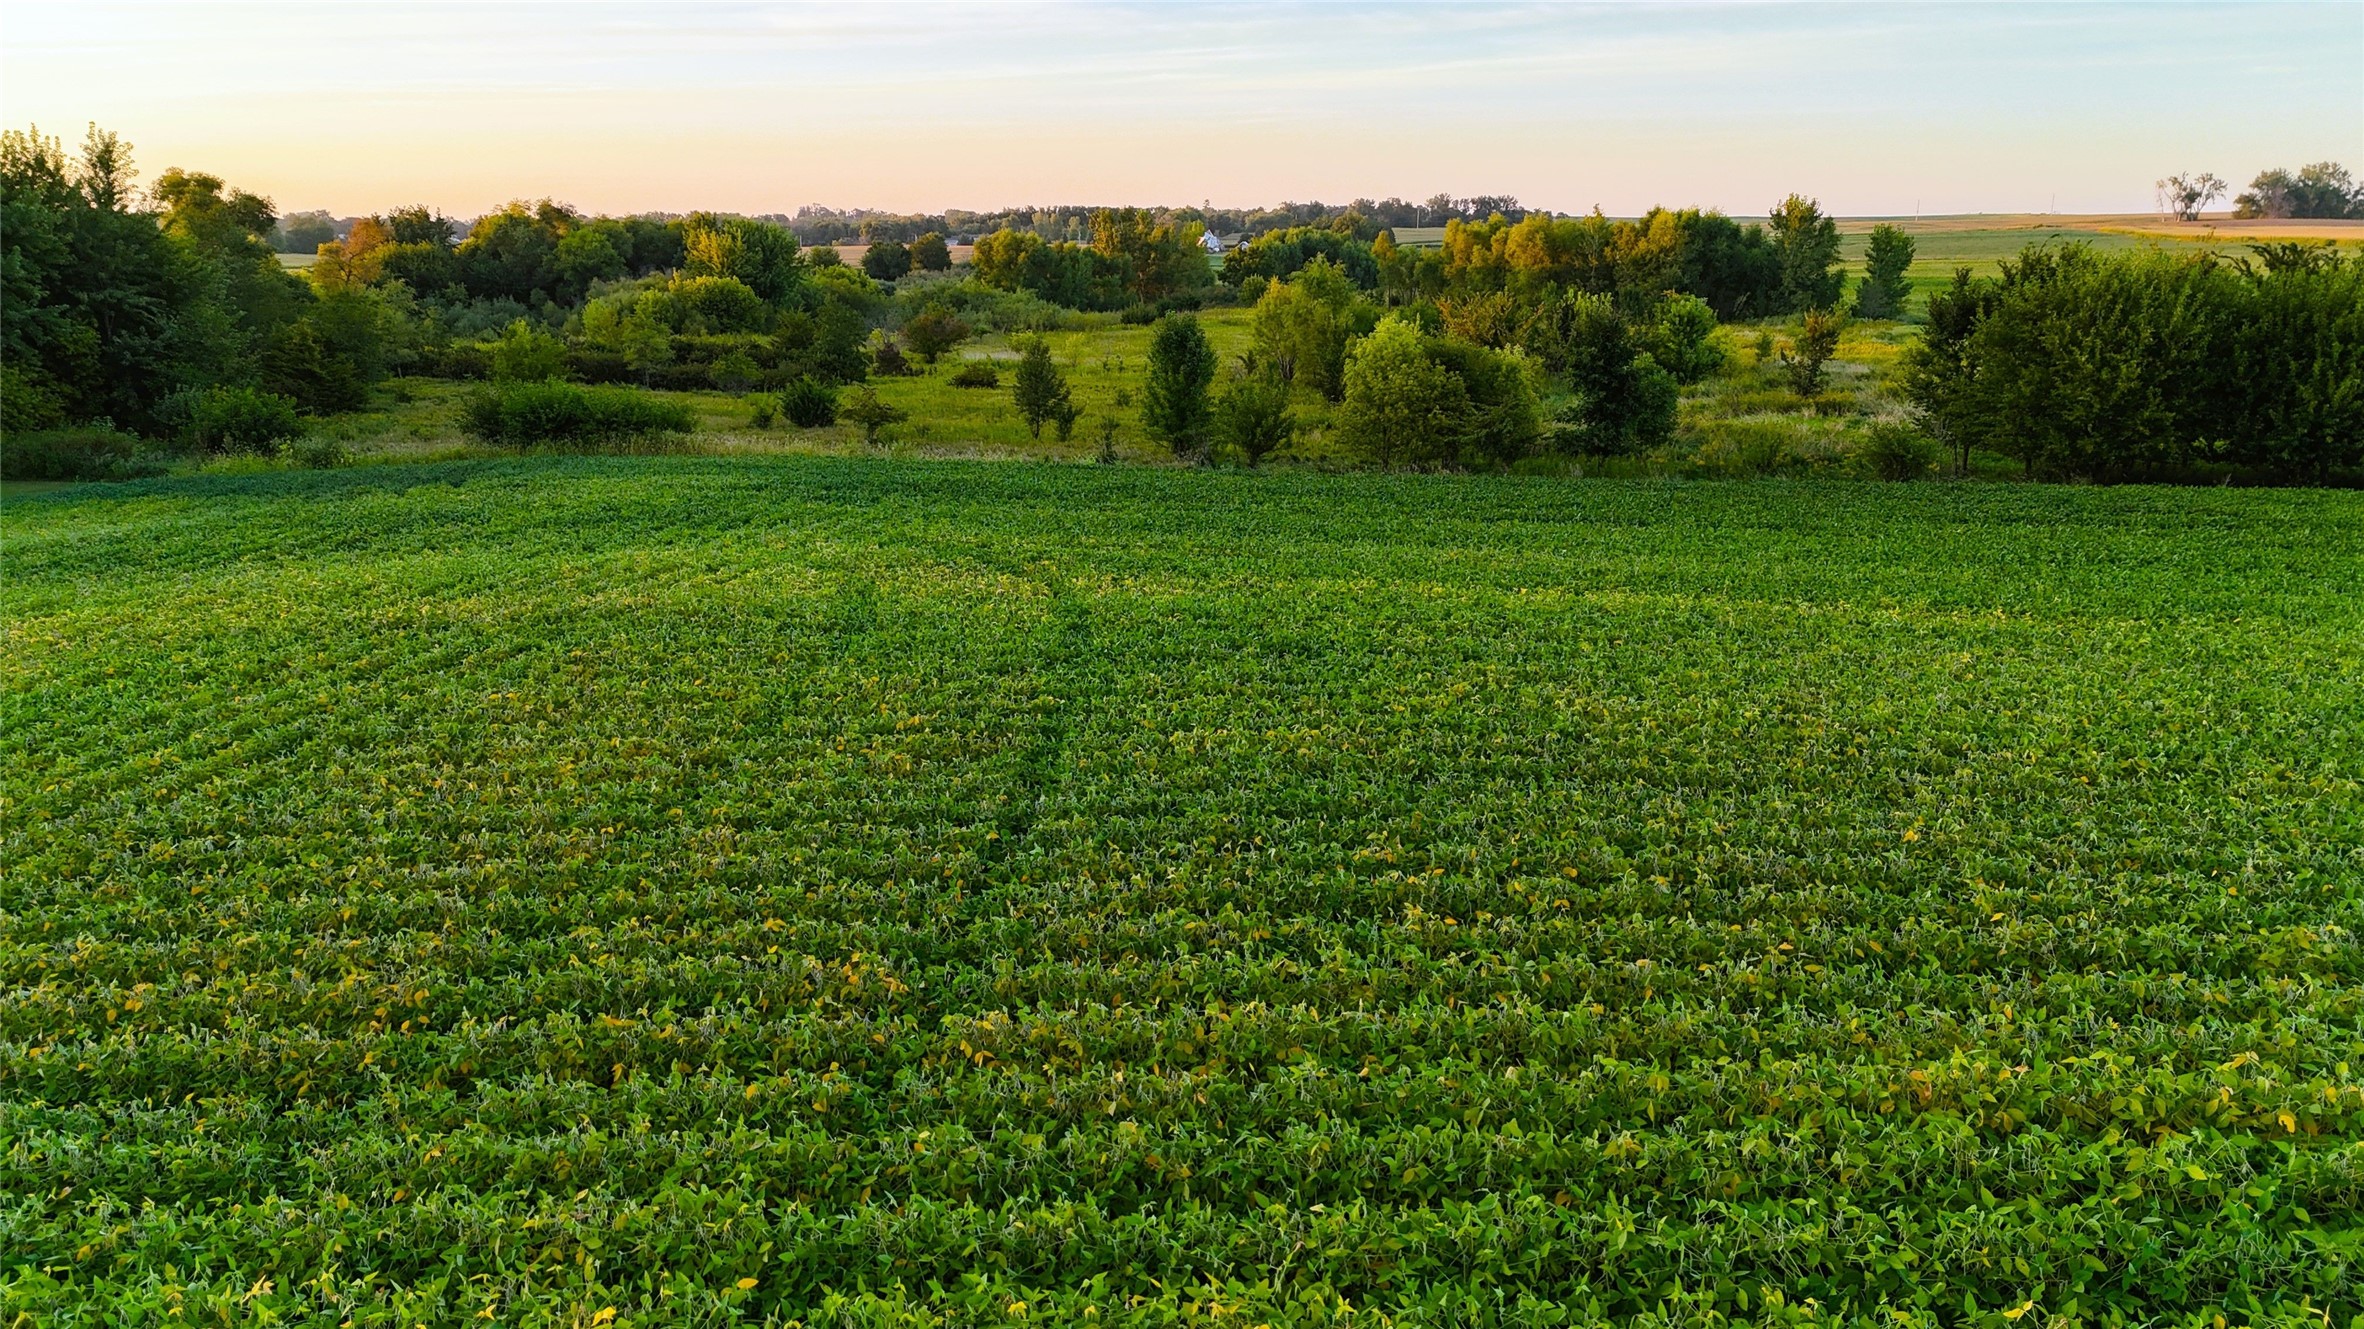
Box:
4;458;2360;1323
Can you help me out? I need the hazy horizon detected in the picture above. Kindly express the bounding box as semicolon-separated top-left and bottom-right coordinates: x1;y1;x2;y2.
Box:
5;1;2358;221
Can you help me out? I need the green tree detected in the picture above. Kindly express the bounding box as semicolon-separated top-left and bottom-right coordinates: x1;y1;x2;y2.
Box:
554;226;628;301
382;205;457;248
274;209;337;253
840;385;905;446
1640;294;1724;384
1781;308;1845;396
1526;292;1675;455
1335;315;1466;467
1898;267;2004;475
1248;260;1371;400
458;202;571;303
1142;313;1218;458
910;232;952;271
490;319;566;382
2233;162;2361;220
1212;373;1295;466
2;123;269;432
1855;224;1915;318
902;306;971;363
1010;337;1073;440
862;239;912;281
682;213;803;303
1767;194;1844;312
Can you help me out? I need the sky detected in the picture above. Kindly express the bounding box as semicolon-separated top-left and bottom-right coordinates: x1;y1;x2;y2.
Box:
3;1;2358;220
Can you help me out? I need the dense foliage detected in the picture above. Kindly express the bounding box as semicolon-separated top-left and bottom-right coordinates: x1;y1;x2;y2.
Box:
1902;244;2364;482
5;460;2360;1324
970;209;1214;312
459;380;696;449
2232;161;2361;220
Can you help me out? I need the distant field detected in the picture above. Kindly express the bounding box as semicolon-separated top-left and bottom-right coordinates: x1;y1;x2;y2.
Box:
6;461;2359;1323
1834;212;2364;310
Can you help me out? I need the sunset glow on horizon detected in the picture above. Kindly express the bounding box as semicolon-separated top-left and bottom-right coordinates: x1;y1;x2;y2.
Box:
6;1;2359;219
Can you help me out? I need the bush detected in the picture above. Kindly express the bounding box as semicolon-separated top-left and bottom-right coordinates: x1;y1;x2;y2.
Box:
1642;295;1725;385
949;363;1000;389
1212;375;1295;467
1011;338;1074;440
1857;421;1940;480
564;348;635;385
901;307;972;363
1855;224;1916;319
187;386;304;454
418;343;492;380
709;349;762;394
779;377;839;428
862;239;913;282
1781;309;1844;396
0;426;164;482
489;320;568;382
840;386;906;447
1528;294;1675;455
873;338;914;377
748;398;776;429
460;381;695;450
1142;314;1217;459
1690;417;1852;476
280;435;350;469
1903;244;2364;482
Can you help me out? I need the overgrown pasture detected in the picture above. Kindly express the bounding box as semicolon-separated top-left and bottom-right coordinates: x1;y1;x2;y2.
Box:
4;460;2361;1326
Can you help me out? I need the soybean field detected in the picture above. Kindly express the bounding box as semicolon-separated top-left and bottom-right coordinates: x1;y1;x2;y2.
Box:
4;458;2361;1327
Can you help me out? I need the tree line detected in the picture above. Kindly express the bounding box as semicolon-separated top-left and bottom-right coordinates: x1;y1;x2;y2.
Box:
6;119;2355;486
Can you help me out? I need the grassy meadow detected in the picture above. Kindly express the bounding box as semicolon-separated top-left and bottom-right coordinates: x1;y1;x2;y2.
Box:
5;458;2362;1325
280;309;1931;480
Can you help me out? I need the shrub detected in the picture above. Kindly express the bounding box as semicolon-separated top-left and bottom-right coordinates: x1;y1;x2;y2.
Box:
564;348;634;384
1781;309;1844;396
1212;375;1295;467
1528;294;1674;455
1903;244;2364;482
1142;314;1218;459
1642;295;1725;385
1855;224;1916;318
840;386;906;447
187;386;303;454
460;381;695;450
280;435;350;469
1857;421;1940;480
1335;316;1467;468
489;320;568;382
1011;338;1074;440
1690;417;1851;476
862;239;913;282
779;377;840;428
949;363;1000;389
910;232;951;272
709;349;761;394
902;307;973;363
260;319;368;413
748;398;776;429
0;426;164;482
873;337;914;377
